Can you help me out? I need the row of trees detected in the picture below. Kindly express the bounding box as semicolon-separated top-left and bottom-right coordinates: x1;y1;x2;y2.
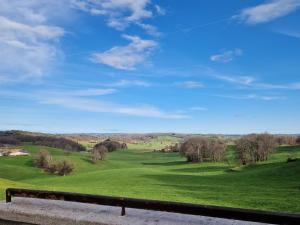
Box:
0;131;86;152
34;150;74;176
179;133;299;165
179;137;226;163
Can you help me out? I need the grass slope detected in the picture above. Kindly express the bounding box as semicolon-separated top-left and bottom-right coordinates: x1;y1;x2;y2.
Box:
0;142;299;213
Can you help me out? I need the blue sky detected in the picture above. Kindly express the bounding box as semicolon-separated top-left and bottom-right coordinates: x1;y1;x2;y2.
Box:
0;0;300;134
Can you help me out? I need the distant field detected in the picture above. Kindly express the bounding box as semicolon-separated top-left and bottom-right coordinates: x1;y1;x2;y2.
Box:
0;138;299;213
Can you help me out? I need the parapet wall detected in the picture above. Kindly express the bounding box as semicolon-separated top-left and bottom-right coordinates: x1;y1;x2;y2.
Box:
0;198;270;225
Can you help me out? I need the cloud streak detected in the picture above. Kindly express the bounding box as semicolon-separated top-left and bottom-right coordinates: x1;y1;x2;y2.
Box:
0;88;187;119
236;0;300;25
210;49;243;63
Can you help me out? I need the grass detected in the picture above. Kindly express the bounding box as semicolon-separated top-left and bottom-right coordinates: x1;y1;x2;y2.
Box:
0;140;299;213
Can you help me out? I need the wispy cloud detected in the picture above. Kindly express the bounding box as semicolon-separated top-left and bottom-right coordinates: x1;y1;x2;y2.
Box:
213;74;255;85
72;0;164;32
179;81;204;89
65;88;116;96
215;94;286;101
107;79;152;87
274;28;300;38
41;96;187;119
235;0;300;25
189;107;208;111
210;49;243;63
0;88;187;119
0;1;67;82
255;82;300;90
92;35;158;70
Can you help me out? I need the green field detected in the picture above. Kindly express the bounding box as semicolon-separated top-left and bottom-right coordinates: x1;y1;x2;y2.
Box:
0;140;300;213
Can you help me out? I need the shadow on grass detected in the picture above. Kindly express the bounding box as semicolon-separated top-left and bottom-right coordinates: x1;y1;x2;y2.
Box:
142;161;187;166
171;166;229;173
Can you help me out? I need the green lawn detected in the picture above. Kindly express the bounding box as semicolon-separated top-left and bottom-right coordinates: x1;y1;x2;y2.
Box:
0;142;299;213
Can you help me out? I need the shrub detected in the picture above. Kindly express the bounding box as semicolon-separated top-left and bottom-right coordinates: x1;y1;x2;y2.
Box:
91;145;108;164
34;150;74;176
55;160;74;176
236;133;276;165
34;150;52;169
180;137;225;163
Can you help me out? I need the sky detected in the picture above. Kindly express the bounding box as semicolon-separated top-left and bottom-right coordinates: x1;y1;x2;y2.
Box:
0;0;300;134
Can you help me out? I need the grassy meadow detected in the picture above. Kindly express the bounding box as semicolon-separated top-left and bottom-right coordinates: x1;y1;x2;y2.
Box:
0;137;299;213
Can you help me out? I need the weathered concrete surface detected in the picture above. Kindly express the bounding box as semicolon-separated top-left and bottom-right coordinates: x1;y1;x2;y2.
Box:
0;198;272;225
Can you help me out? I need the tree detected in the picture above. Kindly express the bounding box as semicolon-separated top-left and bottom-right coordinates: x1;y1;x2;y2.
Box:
236;133;276;165
55;160;74;176
180;137;225;163
34;150;52;169
94;139;126;152
91;145;107;164
296;136;300;145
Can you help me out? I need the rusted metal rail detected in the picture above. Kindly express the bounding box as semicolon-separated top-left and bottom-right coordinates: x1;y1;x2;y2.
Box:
6;188;300;225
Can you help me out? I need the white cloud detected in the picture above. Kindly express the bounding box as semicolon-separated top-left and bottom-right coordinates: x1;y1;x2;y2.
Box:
210;49;243;63
236;0;300;25
108;79;152;87
136;22;162;37
155;5;166;15
180;81;203;88
0;88;187;119
42;97;187;119
92;35;158;70
255;82;300;90
274;28;300;38
72;0;160;30
66;88;116;96
213;74;255;85
189;107;208;111
215;94;286;101
0;1;67;83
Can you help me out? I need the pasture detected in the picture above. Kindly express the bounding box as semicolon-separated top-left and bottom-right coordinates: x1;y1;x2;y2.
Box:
0;138;299;213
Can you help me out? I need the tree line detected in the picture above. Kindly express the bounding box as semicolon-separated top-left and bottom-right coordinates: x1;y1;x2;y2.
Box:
0;131;86;152
179;134;300;165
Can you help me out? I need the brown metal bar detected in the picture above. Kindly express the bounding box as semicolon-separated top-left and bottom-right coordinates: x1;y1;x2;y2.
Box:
6;188;300;225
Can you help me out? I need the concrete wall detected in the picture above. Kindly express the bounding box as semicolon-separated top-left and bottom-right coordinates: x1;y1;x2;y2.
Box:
0;198;271;225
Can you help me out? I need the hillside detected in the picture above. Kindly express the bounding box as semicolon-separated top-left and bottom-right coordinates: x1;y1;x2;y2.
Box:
0;141;299;213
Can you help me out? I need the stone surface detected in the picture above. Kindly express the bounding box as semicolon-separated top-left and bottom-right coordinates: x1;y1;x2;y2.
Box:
0;198;272;225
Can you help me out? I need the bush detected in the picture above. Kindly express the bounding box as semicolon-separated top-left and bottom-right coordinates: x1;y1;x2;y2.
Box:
34;150;74;176
180;137;225;163
91;145;108;164
236;133;276;165
55;160;74;176
34;150;52;169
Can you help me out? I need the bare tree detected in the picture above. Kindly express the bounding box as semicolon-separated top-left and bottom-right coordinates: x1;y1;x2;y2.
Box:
34;150;52;169
236;133;276;165
55;160;74;176
91;145;108;164
180;137;225;163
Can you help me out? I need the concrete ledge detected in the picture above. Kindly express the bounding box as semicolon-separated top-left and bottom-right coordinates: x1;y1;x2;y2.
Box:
0;198;272;225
